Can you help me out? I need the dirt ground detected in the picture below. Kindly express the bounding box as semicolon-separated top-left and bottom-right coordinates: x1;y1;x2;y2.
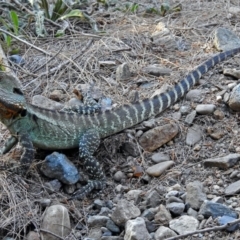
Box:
1;0;240;239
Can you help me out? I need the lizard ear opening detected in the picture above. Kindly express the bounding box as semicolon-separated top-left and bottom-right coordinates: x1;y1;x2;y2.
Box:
13;88;24;95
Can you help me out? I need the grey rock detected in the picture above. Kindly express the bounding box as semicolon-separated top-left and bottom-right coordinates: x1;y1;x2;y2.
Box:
41;152;80;185
166;196;183;204
146;190;161;208
44;179;62;194
166;202;185;216
122;142;139;157
166;190;179;198
186;89;203;102
196;104;216;114
186;181;207;210
63;184;76;194
155;226;177;240
224;68;240;79
88;216;109;227
141;208;157;221
151;153;170;163
93;199;105;210
204;153;240;169
154;204;172;225
102;237;124;240
180;105;191;115
186;125;202;146
214;27;240;51
199;200;238;218
41;205;71;240
229;6;240;15
106;219;120;233
225;180;240;196
124;217;151;240
185;110;197;125
229;84;240;111
88;228;102;239
116;63;131;81
99;207;112;217
26;231;40;240
169;216;199;234
187;208;198;218
113;171;127;182
146;161;174;177
125;190;143;204
110;199;140;226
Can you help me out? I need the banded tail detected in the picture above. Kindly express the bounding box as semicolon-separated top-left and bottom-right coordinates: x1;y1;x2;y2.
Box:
96;47;240;137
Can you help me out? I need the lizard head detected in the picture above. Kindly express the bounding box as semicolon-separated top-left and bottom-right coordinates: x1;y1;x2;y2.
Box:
0;72;26;119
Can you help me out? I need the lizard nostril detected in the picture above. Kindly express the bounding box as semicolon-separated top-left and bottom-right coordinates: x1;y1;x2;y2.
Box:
13;88;23;95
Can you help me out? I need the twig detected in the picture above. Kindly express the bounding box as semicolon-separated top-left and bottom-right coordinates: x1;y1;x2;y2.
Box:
166;218;240;240
0;28;52;56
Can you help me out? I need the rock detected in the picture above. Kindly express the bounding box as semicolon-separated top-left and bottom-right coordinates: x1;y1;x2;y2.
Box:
88;216;109;227
125;190;143;204
169;215;199;234
143;64;171;77
166;196;183;204
93;199;105;210
139;123;178;152
186;181;207;210
224;68;240;79
63;184;76;194
44;179;62;194
41;152;80;185
154;204;172;225
186;125;202;146
122;142;139;157
180;105;191;115
88;228;102;239
146;161;174;177
204;153;240;169
41;205;71;240
185;110;196;125
155;226;177;240
116;63;131;81
166;190;179;198
110;199;140;226
146;190;161;208
187;208;198;218
106;219;121;233
166;202;185;216
141;208;157;221
49;90;64;101
99;207;112;217
9;54;25;65
225;180;240;196
218;215;240;232
151;153;170;163
124;217;151;240
199;200;238;218
214;28;240;51
229;84;240;111
186;89;203;102
113;171;127;182
196;104;216;114
32;95;64;110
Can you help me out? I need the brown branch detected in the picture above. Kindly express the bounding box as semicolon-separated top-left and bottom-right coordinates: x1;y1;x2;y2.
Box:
166;218;240;240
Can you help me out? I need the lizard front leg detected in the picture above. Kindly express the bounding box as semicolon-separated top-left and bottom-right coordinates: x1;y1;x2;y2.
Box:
19;133;35;172
71;129;106;199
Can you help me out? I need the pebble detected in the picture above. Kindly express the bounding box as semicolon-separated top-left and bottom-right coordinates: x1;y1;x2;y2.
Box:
146;161;174;177
196;104;216;114
125;190;143;204
44;179;62;194
143;64;171;77
186;125;202;146
146;190;161;208
154;204;172;225
154;226;177;240
186;89;203;102
166;202;185;216
151;153;170;163
116;62;131;81
124;217;151;240
229;84;240;110
213;109;225;120
204;153;240;169
185;110;196;125
113;171;127;182
180;105;191;115
169;215;199;234
225;180;240;196
88;216;109;227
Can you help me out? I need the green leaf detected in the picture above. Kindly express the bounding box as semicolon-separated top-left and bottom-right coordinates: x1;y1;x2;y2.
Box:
60;9;85;20
5;35;12;48
10;11;19;35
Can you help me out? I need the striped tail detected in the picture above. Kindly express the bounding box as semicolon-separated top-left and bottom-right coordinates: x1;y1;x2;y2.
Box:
98;47;240;137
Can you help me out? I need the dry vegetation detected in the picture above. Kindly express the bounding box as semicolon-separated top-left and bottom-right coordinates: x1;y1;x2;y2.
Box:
1;0;240;239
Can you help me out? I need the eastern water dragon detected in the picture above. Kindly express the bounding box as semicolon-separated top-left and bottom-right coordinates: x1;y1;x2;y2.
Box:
1;47;240;199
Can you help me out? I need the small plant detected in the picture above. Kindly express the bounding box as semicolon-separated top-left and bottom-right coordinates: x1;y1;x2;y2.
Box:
0;11;20;51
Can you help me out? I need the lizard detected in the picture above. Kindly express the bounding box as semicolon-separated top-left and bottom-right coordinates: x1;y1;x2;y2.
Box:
0;46;240;199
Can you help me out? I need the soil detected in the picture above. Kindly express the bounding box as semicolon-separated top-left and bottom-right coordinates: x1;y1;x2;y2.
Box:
1;0;240;239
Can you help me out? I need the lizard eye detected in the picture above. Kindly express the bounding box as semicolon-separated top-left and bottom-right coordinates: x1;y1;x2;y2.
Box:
13;88;23;95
